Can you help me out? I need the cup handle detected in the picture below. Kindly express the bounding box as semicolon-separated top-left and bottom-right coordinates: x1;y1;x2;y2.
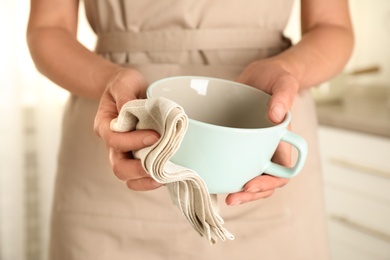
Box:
264;131;308;178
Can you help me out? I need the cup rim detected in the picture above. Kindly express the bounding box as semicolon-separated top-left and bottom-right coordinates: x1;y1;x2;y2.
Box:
187;111;291;132
147;76;291;132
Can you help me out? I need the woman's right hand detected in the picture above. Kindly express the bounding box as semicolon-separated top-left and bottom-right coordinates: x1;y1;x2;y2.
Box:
94;68;162;191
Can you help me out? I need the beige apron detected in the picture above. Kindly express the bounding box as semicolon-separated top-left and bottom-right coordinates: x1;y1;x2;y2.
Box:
49;1;330;259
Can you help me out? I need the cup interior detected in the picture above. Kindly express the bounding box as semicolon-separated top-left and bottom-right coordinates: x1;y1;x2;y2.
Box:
147;76;275;129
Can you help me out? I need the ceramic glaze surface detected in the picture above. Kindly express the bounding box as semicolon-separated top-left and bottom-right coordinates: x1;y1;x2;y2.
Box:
148;76;307;193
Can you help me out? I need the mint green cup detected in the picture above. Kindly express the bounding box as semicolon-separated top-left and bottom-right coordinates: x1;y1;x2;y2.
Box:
147;76;308;194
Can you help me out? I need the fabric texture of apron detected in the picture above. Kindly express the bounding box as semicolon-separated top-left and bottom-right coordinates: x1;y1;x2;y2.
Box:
49;0;330;259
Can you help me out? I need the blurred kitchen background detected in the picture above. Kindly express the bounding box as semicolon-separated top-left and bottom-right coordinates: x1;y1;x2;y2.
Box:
0;0;389;260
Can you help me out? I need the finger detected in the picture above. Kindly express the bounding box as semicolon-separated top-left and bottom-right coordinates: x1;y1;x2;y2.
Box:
243;174;289;193
109;149;149;181
126;177;163;191
268;75;298;124
94;94;119;140
225;190;275;206
109;130;160;152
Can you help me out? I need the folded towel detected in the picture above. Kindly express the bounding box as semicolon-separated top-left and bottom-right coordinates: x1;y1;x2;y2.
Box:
110;97;234;244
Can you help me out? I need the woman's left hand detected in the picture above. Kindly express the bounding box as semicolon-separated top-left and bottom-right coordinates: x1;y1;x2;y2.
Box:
225;58;299;206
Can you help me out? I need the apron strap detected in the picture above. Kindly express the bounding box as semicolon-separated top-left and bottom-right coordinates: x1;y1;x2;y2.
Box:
95;28;290;53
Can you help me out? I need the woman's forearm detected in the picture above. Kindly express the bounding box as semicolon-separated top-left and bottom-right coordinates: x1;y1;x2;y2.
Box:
275;24;354;89
273;0;353;89
27;26;121;100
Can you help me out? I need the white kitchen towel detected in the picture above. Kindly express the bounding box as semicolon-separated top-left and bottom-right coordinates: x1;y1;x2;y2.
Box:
110;97;234;243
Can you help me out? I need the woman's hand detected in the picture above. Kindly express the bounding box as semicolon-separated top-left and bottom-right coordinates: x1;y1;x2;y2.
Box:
94;68;162;191
225;59;299;206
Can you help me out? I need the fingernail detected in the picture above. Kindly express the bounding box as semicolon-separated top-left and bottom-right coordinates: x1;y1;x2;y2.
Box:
272;104;285;123
245;186;261;193
229;200;242;206
143;135;159;146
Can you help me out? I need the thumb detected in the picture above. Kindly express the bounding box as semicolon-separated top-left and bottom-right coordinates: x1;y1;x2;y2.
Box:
268;77;298;124
110;70;148;111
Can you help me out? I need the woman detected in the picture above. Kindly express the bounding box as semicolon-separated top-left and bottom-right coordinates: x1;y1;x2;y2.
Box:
27;0;353;259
